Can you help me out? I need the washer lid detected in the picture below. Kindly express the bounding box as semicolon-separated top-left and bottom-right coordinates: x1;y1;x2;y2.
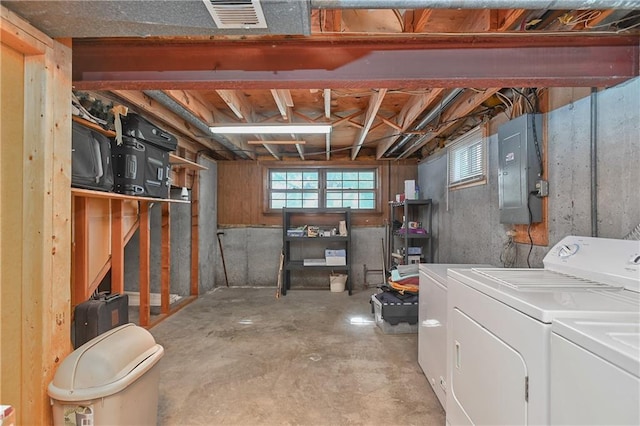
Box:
553;315;640;377
473;268;623;290
419;263;491;287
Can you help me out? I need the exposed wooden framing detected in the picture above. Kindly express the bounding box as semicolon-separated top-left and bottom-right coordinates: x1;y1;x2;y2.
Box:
401;88;501;158
190;165;200;297
72;197;89;305
351;89;387;160
271;89;289;119
217;89;254;120
287;108;306;160
460;9;498;32
169;153;208;170
325;133;331;161
71;188;190;203
138;201;151;327
111;200;124;294
377;114;403;131
324;89;331;119
161;203;170;314
72;35;639;90
331;110;363;127
1;7;72;424
403;9;433;32
376;89;444;159
497;9;528;31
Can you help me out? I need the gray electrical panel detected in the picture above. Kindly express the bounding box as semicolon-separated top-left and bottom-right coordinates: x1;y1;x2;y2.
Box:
498;113;542;224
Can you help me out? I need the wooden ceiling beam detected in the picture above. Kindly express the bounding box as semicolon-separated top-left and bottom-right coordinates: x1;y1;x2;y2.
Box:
403;9;432;32
497;9;528;31
73;35;638;90
216;89;254;121
351;89;387;160
399;88;501;158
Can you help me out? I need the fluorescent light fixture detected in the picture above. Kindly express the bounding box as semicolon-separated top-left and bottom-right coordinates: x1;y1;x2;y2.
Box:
209;124;332;135
247;140;306;145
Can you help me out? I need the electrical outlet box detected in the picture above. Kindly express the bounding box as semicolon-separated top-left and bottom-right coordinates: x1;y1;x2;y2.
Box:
535;179;549;197
498;114;543;224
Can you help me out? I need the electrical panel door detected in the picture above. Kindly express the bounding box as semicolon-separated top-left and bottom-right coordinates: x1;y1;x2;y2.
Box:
498;113;542;224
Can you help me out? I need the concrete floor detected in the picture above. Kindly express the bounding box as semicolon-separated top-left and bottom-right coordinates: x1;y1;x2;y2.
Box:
149;287;445;425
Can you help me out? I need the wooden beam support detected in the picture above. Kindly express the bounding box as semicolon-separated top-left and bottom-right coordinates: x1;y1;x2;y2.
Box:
111;199;124;294
72;196;89;306
217;89;254;121
497;9;528;31
160;203;170;315
138;201;151;327
403;9;433;32
72;35;639;89
352;89;387;160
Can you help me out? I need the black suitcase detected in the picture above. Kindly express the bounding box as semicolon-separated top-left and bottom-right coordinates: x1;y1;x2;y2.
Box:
71;121;114;191
111;136;170;198
73;292;129;348
121;113;178;152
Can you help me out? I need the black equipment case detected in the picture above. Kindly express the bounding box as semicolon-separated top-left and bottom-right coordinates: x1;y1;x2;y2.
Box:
71;121;114;192
111;135;170;198
73;292;129;349
121;112;178;152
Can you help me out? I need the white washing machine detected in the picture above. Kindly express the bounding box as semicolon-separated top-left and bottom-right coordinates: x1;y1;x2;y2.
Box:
445;236;640;426
550;314;640;425
418;263;490;410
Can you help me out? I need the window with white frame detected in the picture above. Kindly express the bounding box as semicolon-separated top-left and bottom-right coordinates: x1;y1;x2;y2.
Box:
448;126;486;188
269;168;377;210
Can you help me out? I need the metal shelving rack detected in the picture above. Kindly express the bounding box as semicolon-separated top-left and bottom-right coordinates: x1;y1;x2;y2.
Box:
282;208;352;295
389;199;433;266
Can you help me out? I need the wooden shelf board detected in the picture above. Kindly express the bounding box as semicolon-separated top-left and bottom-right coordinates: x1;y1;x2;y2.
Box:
169;153;208;170
72;187;190;203
72;115;116;137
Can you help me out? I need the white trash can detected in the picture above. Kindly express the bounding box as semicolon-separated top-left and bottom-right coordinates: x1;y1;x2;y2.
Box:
48;323;164;425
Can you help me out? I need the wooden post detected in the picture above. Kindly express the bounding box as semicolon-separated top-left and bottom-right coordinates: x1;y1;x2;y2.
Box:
161;202;171;314
111;199;124;294
190;170;200;296
73;196;89;305
139;201;151;326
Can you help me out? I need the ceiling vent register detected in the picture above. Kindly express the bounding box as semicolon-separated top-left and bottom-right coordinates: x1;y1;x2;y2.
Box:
202;0;268;29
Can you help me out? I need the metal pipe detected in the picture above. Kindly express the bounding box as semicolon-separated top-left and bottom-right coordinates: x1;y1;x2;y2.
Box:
386;88;463;156
143;90;251;160
312;0;640;9
590;87;598;237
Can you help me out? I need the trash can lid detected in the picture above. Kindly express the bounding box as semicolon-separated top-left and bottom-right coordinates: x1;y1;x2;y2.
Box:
48;323;164;401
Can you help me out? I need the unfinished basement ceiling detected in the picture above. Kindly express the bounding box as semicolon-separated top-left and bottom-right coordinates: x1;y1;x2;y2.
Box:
5;1;640;161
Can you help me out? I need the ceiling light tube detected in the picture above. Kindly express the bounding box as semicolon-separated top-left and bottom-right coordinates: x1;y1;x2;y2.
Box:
210;124;331;134
247;140;306;145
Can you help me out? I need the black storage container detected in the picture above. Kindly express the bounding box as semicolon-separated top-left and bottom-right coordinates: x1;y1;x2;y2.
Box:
371;291;419;325
71;121;114;192
111;136;170;198
121;113;178;152
73;292;129;349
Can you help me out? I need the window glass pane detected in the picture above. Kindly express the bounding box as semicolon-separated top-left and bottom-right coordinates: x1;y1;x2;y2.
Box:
287;172;302;181
302;199;318;208
272;181;287;190
272;192;286;200
287;193;302;200
343;180;358;189
326;199;342;208
287;200;302;208
326;180;342;189
448;127;485;187
360;199;375;209
326;192;341;200
360;192;374;200
343;172;358;180
359;171;375;181
287;180;302;190
302;181;318;189
359;181;374;189
343;199;358;208
303;172;318;180
271;199;286;209
271;171;286;181
326;172;342;180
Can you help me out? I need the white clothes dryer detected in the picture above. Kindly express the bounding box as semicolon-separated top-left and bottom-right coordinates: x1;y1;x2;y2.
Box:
418;263;490;410
445;236;640;426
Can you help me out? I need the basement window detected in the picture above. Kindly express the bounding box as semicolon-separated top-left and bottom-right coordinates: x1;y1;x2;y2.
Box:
448;126;486;189
269;168;377;210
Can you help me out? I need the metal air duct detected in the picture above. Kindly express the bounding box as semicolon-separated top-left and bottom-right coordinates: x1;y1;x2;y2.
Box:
385;88;463;157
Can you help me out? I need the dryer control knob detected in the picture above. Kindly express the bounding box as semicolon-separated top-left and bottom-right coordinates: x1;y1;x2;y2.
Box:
558;244;579;258
629;254;640;265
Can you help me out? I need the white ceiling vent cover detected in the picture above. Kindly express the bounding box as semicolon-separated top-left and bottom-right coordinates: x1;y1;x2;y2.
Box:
202;0;268;29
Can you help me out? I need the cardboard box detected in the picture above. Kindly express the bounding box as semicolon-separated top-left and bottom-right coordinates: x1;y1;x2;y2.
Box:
325;249;346;266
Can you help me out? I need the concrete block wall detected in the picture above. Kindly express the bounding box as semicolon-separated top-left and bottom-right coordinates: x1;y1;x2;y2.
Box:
419;78;640;266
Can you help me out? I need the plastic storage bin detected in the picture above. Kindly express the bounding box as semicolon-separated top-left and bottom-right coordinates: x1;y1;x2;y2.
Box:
371;293;419;334
48;323;164;425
